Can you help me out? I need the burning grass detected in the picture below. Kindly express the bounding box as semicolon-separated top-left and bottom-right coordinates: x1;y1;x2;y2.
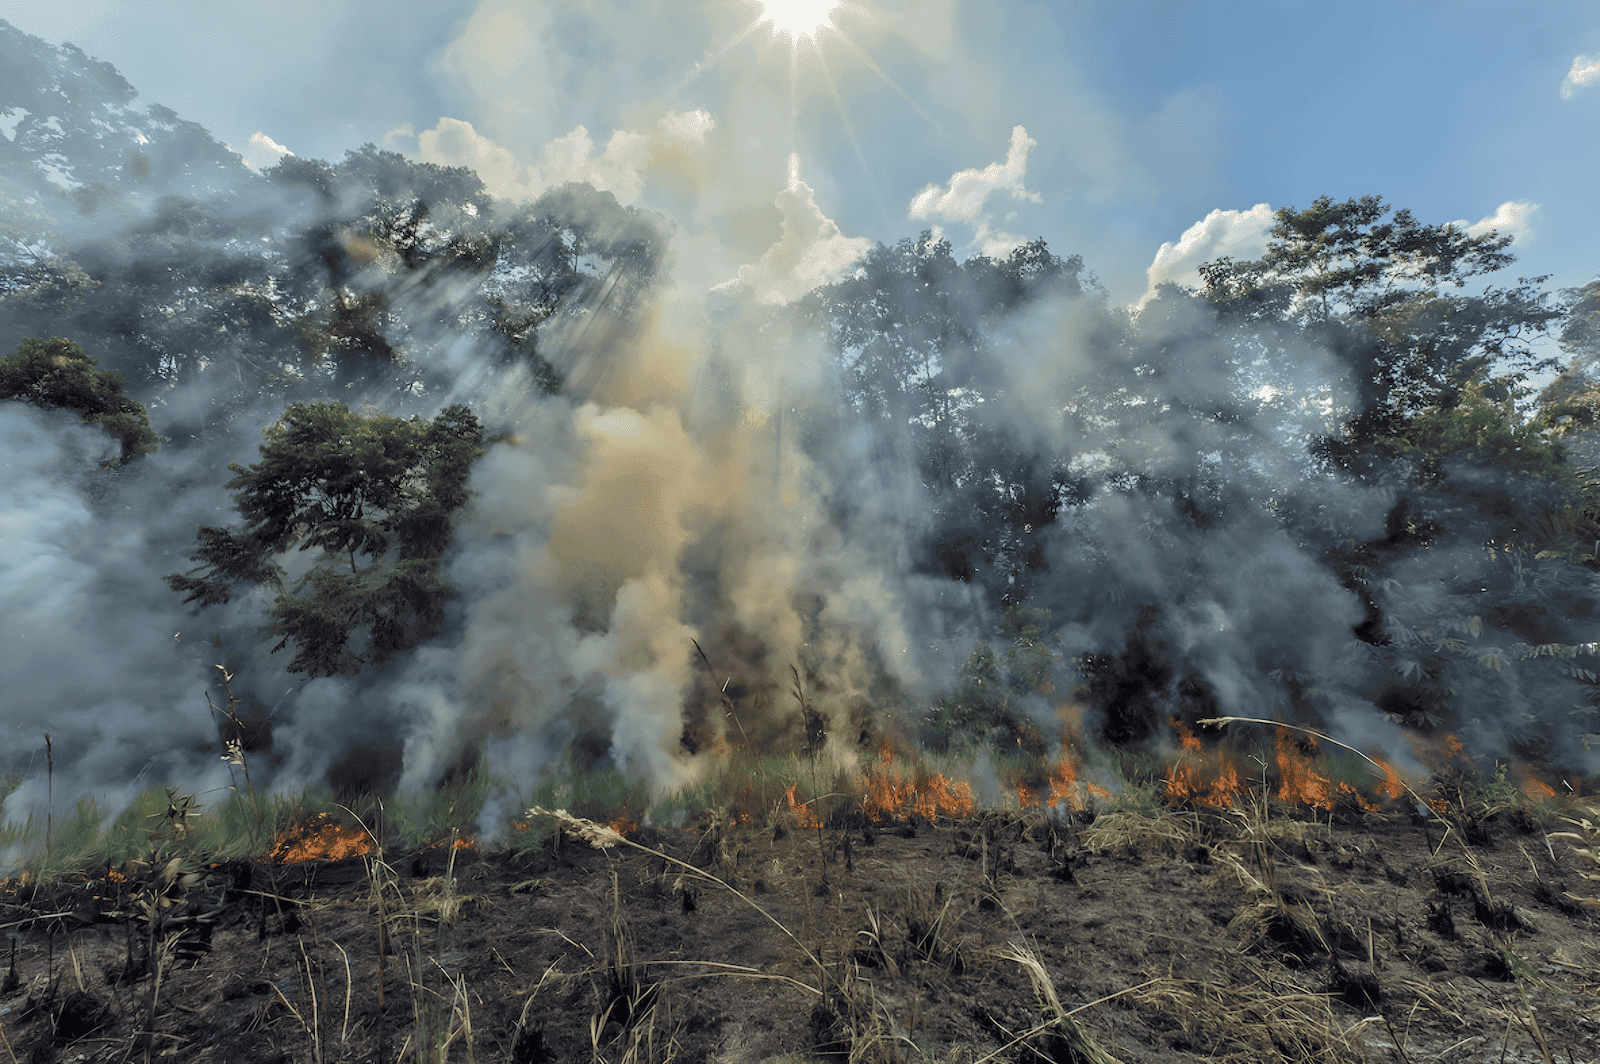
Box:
0;718;1581;881
1;714;1598;1063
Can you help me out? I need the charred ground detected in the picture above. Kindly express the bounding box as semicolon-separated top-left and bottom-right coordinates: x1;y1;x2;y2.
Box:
2;790;1598;1064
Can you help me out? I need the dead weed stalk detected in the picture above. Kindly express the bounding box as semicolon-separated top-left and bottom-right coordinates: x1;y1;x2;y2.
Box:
1129;968;1375;1064
529;806;921;1062
995;943;1123;1064
1546;801;1600;910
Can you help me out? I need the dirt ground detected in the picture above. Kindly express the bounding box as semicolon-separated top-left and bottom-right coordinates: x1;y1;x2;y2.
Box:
2;798;1598;1063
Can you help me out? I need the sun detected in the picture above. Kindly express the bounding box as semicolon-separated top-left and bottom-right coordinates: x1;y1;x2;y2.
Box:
756;0;841;42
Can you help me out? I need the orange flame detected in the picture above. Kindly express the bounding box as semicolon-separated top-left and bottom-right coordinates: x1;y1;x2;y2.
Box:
730;782;762;825
422;834;476;851
785;782;823;829
1409;731;1471;776
1368;754;1406;802
271;812;374;864
1159;721;1414;813
1012;755;1113;812
1162;718;1246;807
1274;727;1335;810
1521;773;1558;801
858;752;975;822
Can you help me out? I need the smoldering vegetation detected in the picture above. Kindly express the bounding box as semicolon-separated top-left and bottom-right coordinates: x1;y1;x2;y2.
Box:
3;23;1600;850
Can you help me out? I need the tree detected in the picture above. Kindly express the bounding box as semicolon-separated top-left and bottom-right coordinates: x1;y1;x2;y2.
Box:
261;153;670;396
266;147;498;391
803;233;1093;604
483;182;671;395
1191;202;1600;744
0;336;158;464
1198;195;1562;466
167;401;485;675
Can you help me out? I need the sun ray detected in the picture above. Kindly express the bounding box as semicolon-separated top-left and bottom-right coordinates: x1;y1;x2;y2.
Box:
812;44;888;223
829;29;946;137
695;0;930;189
677;3;786;89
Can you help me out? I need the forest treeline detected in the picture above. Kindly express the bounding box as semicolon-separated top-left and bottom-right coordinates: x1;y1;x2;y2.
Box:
5;143;1600;766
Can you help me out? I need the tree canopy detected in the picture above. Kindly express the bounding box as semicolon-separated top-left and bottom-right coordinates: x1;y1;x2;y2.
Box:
0;335;158;464
7;130;1599;770
167;402;484;676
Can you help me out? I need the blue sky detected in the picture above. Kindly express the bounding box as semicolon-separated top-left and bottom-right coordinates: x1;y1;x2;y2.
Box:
2;0;1597;314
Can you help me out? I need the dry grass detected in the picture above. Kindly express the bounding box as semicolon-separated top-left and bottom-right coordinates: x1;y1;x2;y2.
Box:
854;882;970;978
1129;967;1376;1064
1547;801;1600;910
1079;808;1203;860
991;942;1124;1064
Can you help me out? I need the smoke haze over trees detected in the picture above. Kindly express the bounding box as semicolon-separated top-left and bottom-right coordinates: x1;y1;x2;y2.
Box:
2;17;1598;841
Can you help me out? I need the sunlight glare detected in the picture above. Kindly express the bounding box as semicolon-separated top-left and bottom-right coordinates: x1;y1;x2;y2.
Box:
758;0;841;43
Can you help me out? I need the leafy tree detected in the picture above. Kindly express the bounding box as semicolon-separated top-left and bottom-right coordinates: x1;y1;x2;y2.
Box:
1190;200;1600;744
1400;378;1565;485
167;401;485;675
1198;195;1562;472
1558;278;1600;366
924;607;1062;751
265;147;498;390
0;336;158;464
804;232;1093;603
262;153;668;396
483;182;670;395
0;194;96;312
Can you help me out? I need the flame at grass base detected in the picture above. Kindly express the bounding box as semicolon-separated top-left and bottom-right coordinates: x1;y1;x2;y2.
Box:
270;812;374;864
1160;718;1412;813
778;745;976;826
858;744;975;822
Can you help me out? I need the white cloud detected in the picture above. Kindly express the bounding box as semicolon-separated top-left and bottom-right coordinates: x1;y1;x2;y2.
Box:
1138;203;1274;308
726;160;871;305
238;131;292;171
537;126;654;204
1561;53;1600;98
416;111;714;205
1455;200;1539;245
909;125;1039;222
382;122;415;149
975;226;1027;259
418;118;530;198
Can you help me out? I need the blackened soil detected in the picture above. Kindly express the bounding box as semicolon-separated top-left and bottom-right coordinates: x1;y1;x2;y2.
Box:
1;803;1597;1063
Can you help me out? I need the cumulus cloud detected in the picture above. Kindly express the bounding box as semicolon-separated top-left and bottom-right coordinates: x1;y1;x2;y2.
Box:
537;126;654;204
418;118;532;199
1454;200;1539;245
1138;203;1275;308
905;125;1042;260
1561;53;1600;98
238;131;291;171
723;157;871;304
975;220;1028;260
382;122;415;149
909;125;1039;223
416;110;715;205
